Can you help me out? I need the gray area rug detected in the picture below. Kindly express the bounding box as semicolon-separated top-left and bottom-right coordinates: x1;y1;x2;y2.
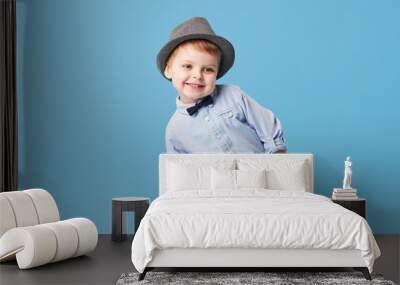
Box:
116;271;396;285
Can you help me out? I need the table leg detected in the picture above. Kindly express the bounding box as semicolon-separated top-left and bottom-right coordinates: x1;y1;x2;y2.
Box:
112;201;127;241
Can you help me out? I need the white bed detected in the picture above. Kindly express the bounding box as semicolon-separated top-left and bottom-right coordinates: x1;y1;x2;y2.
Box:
131;154;380;280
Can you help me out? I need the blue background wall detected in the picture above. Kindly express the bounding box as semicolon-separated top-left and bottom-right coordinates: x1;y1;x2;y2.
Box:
16;0;400;234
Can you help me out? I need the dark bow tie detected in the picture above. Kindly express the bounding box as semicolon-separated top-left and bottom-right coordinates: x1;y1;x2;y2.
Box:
186;95;214;116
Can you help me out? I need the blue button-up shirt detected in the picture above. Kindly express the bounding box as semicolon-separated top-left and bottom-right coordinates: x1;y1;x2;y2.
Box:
165;84;286;153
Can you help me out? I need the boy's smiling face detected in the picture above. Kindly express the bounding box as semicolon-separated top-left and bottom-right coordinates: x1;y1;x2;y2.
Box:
164;44;220;104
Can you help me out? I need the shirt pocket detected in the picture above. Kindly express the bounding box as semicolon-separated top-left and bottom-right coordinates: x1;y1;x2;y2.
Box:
216;109;236;119
215;109;245;128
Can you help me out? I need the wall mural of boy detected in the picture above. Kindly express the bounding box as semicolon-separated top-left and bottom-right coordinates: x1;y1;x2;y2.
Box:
157;17;286;154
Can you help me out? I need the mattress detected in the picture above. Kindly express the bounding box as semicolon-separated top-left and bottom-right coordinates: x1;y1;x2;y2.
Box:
131;189;380;273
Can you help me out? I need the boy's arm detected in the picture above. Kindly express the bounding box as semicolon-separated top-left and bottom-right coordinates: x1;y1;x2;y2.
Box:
165;126;187;153
166;138;178;153
239;90;287;154
166;131;179;153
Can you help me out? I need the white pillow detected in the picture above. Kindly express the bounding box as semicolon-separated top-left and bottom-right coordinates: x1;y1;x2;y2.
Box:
211;168;267;190
211;168;236;189
167;160;235;191
237;169;267;189
237;159;308;191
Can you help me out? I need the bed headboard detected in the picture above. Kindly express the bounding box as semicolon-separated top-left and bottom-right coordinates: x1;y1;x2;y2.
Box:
159;153;314;195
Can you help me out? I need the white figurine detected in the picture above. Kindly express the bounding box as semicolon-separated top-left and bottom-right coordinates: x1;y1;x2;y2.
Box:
343;156;352;189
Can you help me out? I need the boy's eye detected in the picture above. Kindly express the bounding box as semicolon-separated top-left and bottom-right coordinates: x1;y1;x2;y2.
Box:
204;68;215;73
182;64;192;69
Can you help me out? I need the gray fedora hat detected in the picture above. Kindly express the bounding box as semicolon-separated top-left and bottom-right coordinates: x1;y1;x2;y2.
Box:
157;17;235;79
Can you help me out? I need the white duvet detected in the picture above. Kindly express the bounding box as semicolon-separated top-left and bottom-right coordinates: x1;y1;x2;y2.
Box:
131;190;380;273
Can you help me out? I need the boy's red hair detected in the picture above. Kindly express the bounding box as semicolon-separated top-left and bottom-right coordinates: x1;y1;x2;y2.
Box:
165;39;221;67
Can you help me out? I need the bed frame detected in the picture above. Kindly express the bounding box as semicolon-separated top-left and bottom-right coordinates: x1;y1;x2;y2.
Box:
139;154;371;280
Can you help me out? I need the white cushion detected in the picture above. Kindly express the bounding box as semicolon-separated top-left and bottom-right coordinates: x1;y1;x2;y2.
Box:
167;160;235;191
42;221;79;262
237;169;267;189
0;192;39;227
0;218;97;269
237;159;308;191
24;189;60;223
0;189;59;233
0;196;17;237
211;169;267;190
65;218;98;257
0;225;57;269
211;168;236;190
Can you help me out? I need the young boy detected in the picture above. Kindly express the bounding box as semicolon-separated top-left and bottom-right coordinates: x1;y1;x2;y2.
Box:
157;17;287;154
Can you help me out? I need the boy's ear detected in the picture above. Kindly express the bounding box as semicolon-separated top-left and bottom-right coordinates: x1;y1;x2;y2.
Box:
164;65;172;80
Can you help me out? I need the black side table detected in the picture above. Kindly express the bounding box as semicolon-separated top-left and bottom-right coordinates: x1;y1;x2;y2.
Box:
332;198;366;218
112;197;150;241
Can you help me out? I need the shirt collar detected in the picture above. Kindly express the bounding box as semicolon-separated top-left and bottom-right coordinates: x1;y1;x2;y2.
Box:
176;97;196;115
175;88;217;116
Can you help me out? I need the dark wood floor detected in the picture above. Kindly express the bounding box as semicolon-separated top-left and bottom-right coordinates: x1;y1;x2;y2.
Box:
0;235;399;285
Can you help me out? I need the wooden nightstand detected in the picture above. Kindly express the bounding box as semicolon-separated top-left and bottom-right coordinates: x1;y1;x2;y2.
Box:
332;198;366;218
